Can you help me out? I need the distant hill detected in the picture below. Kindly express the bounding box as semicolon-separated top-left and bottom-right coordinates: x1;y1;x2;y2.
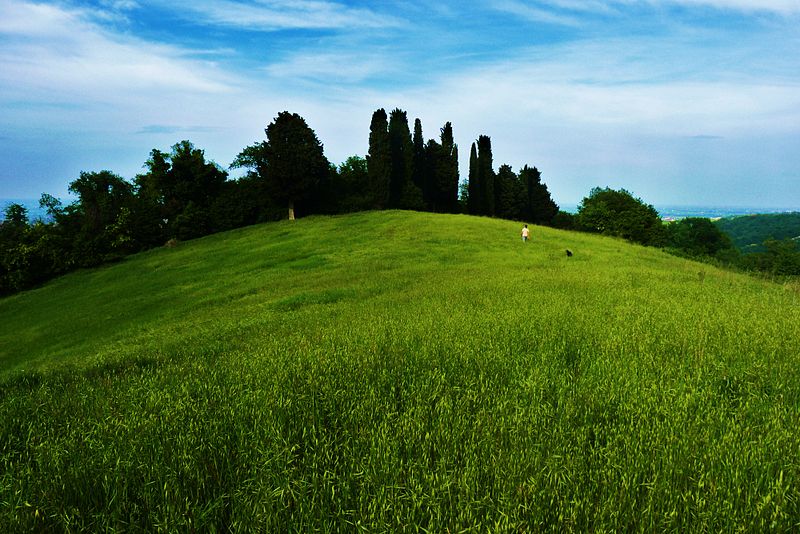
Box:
714;212;800;252
1;211;799;531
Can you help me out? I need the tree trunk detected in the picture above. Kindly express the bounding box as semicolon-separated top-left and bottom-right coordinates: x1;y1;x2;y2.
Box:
288;201;295;221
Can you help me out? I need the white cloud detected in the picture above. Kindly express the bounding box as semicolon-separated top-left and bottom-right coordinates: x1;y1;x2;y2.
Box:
0;0;235;105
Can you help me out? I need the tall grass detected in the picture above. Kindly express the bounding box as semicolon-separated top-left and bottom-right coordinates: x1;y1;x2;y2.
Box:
1;210;798;531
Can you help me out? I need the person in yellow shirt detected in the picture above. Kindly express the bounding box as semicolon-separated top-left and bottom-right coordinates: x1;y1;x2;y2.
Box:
521;224;530;242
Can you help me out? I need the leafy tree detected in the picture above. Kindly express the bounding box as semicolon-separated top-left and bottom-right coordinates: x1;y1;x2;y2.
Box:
666;217;736;259
69;171;134;235
68;170;137;263
742;238;800;275
210;176;282;231
576;187;665;246
39;194;64;222
366;109;391;209
325;156;373;213
136;140;227;237
0;204;31;294
230;142;268;181
521;165;559;225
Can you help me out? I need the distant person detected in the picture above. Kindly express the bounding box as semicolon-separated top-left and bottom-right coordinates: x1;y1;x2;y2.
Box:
521;224;530;242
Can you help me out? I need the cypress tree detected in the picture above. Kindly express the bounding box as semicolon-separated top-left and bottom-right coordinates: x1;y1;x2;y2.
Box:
367;109;391;209
439;122;459;213
412;118;427;207
388;108;415;208
424;139;442;211
477;135;495;216
467;142;479;215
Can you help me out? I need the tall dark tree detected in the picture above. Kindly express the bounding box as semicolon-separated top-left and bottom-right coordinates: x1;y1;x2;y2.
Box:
496;165;525;220
520;165;559;225
476;135;495;216
494;164;511;219
412;118;427;205
262;111;330;220
388;108;420;208
467;143;479;215
424;139;442;210
366;109;391;209
438;122;459;213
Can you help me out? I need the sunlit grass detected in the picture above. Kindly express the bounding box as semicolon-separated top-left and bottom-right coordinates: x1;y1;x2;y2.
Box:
1;210;798;530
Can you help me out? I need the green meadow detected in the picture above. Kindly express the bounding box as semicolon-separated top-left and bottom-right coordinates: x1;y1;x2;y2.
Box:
1;210;799;531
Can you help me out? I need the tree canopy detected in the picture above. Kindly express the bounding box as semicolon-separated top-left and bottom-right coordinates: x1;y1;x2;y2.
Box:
577;187;665;246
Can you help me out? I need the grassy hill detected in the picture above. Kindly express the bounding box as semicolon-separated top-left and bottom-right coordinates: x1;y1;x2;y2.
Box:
1;210;799;531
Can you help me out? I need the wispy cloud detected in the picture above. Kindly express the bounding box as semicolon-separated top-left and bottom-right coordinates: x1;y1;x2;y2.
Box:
497;0;800;19
159;0;404;31
263;50;401;84
490;0;583;26
136;125;223;135
688;134;724;140
668;0;800;15
0;0;235;103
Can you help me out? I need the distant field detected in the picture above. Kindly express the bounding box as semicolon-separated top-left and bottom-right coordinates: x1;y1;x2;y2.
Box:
1;210;799;531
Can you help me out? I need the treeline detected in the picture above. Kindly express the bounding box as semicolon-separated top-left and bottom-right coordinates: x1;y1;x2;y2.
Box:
714;212;800;252
0;109;562;296
569;187;800;276
3;107;797;296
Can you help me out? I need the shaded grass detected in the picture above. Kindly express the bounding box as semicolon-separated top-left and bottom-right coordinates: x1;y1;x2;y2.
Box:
1;210;799;531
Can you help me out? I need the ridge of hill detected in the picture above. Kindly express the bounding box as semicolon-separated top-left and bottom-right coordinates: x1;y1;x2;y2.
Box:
1;210;799;530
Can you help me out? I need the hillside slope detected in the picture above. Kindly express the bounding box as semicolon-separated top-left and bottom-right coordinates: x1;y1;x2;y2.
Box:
1;210;799;531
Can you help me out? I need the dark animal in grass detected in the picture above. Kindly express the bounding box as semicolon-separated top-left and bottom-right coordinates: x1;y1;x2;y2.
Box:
566;249;573;257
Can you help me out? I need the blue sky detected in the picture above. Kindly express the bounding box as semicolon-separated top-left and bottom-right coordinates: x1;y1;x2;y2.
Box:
1;0;799;208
